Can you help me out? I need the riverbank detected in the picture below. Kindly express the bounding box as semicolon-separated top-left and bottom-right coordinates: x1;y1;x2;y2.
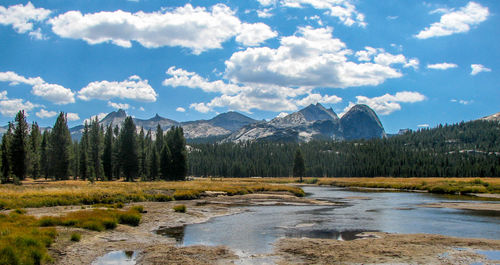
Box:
275;232;500;265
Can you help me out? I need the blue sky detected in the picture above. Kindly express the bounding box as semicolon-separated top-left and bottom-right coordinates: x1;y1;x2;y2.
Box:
0;0;498;133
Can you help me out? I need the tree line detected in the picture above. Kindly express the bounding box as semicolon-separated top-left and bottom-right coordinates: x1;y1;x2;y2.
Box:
0;111;187;183
188;120;500;178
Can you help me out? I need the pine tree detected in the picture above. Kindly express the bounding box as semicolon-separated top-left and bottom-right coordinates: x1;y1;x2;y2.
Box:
40;130;49;180
79;122;90;180
160;143;171;180
112;125;121;179
89;118;104;181
137;127;146;179
29;122;42;179
169;127;187;180
149;149;159;180
1;123;13;183
155;124;163;152
120;116;138;181
11;111;29;181
102;125;113;180
50;113;71;180
293;149;305;182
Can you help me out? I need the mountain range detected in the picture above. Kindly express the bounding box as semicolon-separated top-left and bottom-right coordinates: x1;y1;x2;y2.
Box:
68;103;385;142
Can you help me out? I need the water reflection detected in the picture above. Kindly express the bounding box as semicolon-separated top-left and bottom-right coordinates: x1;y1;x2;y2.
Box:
92;250;137;265
157;226;185;244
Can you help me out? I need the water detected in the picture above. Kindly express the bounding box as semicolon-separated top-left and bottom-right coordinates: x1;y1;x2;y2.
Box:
92;250;137;265
159;186;500;261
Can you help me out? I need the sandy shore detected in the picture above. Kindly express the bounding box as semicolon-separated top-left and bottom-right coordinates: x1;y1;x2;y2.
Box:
19;192;500;264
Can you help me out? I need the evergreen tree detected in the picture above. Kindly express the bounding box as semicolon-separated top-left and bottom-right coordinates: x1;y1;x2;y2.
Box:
11;111;29;181
71;140;79;180
29;122;42;179
1;123;13;183
120;117;138;181
50;113;71;180
155;124;163;152
40;130;49;180
112;125;121;179
79;122;90;180
89;118;104;181
293;149;305;182
149;149;159;180
102;125;113;180
160;143;171;180
137;127;146;179
169;127;187;180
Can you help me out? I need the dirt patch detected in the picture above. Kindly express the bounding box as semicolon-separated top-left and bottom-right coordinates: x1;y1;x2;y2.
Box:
420;202;500;212
275;232;500;265
137;244;237;265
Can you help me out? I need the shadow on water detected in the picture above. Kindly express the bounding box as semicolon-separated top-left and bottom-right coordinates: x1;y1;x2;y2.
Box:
156;226;185;244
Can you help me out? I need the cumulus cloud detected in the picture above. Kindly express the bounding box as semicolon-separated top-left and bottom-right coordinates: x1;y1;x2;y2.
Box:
164;66;308;113
0;91;40;117
355;47;419;70
415;2;489;39
451;99;473;105
83;112;107;125
470;64;491;75
427;62;458;70
226;27;407;89
78;76;157;102
295;93;342;107
257;8;274;18
0;71;75;104
280;0;366;27
49;4;276;54
176;107;186;112
36;109;57;119
343;91;426;116
0;2;50;38
418;124;430;128
107;101;130;110
66;112;80;121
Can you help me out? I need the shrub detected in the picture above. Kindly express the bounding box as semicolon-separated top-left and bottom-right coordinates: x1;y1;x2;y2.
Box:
38;216;59;227
70;233;81;242
173;204;186;213
102;218;118;230
131;205;144;213
118;212;141;226
14;208;26;214
115;202;124;209
80;221;104;232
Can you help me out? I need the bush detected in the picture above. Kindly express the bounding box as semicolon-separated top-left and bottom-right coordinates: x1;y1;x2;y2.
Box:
80;221;104;232
38;217;59;227
14;208;26;214
102;218;117;230
70;233;81;242
118;212;141;226
131;205;144;213
173;204;186;213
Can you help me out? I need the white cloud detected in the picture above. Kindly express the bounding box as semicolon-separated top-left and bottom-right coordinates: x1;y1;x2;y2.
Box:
276;112;288;118
139;107;145;111
236;23;277;46
343;91;426;116
36;109;57;119
66;112;80;121
427;62;458;70
0;71;75;104
418;124;430;128
355;47;419;70
470;64;491;75
226;27;407;89
189;103;211;113
451;99;473;105
176;107;186;112
49;4;276;54
0;91;40;117
296;93;342;107
79;75;157;102
416;2;489;39
107;101;130;110
257;8;274;18
0;2;50;37
280;0;366;27
257;0;277;6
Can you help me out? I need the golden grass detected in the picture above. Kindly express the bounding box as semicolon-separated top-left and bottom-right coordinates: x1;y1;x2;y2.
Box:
0;179;304;209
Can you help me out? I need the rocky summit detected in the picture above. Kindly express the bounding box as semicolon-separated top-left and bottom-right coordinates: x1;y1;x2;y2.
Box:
224;103;385;143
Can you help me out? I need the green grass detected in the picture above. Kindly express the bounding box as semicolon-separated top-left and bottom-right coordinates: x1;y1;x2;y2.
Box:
173;204;186;213
70;233;81;242
38;209;142;231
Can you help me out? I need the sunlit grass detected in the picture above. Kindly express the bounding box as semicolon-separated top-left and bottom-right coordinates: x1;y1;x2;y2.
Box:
0;179;304;209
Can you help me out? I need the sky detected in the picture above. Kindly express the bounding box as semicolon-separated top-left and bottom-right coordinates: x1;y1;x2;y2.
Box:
0;0;498;133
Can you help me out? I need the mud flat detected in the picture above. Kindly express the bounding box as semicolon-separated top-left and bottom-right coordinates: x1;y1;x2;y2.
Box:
420;202;500;212
22;192;334;265
275;232;500;265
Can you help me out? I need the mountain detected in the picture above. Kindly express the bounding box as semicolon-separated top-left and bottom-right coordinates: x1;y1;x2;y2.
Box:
481;112;500;122
69;109;256;141
224;103;384;143
340;104;386;140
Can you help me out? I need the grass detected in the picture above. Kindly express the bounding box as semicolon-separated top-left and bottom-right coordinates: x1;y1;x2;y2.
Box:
70;233;81;242
173;204;186;213
0;179;304;209
0;211;57;265
312;177;500;195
